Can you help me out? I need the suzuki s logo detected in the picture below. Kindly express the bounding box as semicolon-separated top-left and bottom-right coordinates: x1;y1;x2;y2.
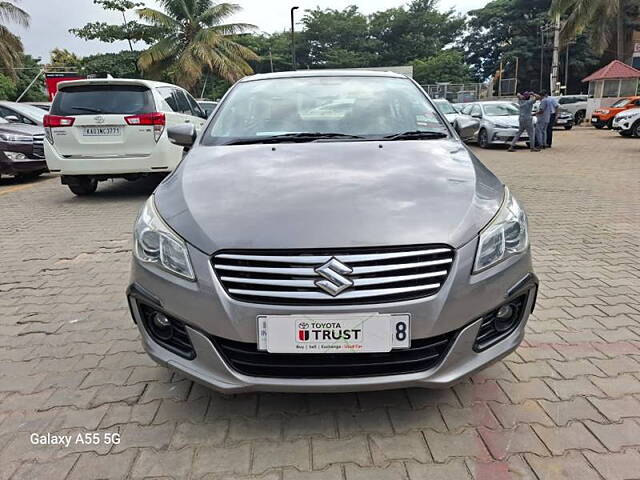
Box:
94;115;105;124
314;258;354;296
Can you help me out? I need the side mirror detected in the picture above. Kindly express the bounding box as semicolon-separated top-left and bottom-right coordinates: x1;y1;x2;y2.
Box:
4;115;19;123
167;124;197;148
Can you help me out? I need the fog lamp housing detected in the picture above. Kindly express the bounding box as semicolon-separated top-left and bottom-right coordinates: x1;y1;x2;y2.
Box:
474;294;528;352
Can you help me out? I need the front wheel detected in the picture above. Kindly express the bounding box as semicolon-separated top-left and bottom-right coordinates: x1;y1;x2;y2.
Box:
632;121;640;138
619;130;633;137
478;129;490;148
68;177;98;196
564;125;573;130
606;119;614;129
574;110;585;125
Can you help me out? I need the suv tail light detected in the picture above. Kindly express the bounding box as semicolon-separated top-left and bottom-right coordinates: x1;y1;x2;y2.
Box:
43;114;75;144
125;112;166;142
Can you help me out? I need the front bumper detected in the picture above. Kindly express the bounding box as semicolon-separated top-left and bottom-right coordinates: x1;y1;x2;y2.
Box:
489;128;529;144
0;153;47;175
127;239;537;393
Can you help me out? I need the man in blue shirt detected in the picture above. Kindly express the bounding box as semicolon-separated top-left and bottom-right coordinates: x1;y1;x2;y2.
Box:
536;90;552;149
546;96;561;147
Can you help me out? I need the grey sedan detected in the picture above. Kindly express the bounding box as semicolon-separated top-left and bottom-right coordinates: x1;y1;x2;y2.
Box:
128;70;537;393
462;101;534;148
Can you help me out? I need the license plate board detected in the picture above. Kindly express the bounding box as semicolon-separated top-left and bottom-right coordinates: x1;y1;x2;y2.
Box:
257;313;410;353
83;127;121;136
591;118;598;123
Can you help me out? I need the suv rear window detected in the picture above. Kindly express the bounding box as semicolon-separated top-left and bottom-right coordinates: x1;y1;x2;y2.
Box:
51;85;155;115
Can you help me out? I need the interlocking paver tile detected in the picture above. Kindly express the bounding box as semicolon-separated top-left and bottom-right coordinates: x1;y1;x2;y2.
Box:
369;431;430;464
479;425;549;459
583;450;640;480
588;396;640;421
405;460;471;480
344;463;408;480
538;397;607;426
525;452;601;480
424;429;491;462
489;400;555;428
312;435;371;469
531;423;606;455
583;419;640;451
252;438;310;473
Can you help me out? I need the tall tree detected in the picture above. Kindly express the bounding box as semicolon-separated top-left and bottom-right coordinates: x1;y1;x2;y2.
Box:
0;0;30;79
550;0;640;60
49;48;81;69
136;1;259;89
70;0;161;47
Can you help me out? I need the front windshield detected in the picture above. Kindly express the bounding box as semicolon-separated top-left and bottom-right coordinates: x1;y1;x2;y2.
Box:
611;99;630;108
483;103;519;116
433;100;457;115
10;103;46;122
204;76;449;145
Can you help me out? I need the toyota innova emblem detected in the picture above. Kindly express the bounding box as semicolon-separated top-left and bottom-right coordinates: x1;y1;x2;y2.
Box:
314;258;354;296
94;115;105;124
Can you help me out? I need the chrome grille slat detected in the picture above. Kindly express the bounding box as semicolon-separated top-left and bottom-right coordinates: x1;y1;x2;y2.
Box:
228;284;441;300
214;258;452;276
32;134;45;159
216;248;452;264
213;245;455;305
220;270;449;288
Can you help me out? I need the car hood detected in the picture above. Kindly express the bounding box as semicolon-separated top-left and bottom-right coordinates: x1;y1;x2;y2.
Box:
155;140;504;254
486;115;520;128
0;123;42;136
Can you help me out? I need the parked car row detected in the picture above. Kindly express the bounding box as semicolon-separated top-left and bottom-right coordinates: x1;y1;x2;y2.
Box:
0;102;48;180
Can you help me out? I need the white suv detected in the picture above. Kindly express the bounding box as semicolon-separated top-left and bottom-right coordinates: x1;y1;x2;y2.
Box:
612;108;640;137
44;79;207;195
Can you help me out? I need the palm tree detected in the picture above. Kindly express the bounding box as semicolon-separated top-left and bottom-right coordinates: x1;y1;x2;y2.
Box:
550;0;630;60
137;0;258;89
0;0;30;78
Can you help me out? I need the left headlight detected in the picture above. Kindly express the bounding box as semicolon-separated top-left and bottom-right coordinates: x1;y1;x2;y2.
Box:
474;187;529;273
134;196;195;280
0;133;32;143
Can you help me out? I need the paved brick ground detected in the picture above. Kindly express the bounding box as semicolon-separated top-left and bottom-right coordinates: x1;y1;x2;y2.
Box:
1;127;639;479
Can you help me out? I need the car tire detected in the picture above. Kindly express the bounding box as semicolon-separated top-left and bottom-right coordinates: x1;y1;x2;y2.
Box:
619;130;633;137
574;110;585;125
564;125;573;130
478;129;489;148
606;119;614;129
632;121;640;138
68;178;98;196
594;123;604;129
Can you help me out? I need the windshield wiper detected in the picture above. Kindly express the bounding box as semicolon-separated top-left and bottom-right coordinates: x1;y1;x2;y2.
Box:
382;130;448;141
224;132;365;145
70;106;104;113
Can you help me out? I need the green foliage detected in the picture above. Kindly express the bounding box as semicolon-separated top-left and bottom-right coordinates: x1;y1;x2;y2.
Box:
464;0;601;92
0;73;16;100
136;1;258;89
412;51;472;85
80;50;141;78
69;0;161;45
50;48;81;69
14;55;47;102
0;1;30;79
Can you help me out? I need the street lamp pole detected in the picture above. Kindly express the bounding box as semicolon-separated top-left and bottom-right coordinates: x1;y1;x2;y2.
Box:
291;6;299;71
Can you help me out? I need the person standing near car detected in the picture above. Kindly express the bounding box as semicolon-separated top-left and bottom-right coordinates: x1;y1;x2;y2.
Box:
535;90;552;149
509;91;540;152
545;96;560;147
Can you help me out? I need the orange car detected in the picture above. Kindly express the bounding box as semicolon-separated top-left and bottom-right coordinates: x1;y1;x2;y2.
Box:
591;96;640;129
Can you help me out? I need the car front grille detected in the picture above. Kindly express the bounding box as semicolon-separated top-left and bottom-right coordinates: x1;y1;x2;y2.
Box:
212;245;455;305
211;331;456;378
32;133;44;158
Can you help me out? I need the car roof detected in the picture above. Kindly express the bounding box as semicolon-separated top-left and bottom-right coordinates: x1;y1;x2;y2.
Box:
238;69;408;83
56;78;182;91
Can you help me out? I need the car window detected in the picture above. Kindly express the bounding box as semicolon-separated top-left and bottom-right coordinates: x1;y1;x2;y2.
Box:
51;85;155;115
483;103;519;116
461;104;472;115
203;76;449;145
8;103;46;123
185;92;206;118
157;87;178;112
173;90;193;115
470;104;481;117
433;100;456;115
611;99;631;108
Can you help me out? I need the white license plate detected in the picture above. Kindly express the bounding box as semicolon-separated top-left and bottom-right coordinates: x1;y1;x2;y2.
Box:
591;118;598;123
257;313;410;353
83;127;121;136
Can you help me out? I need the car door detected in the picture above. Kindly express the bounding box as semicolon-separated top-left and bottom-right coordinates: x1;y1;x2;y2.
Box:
182;91;208;131
156;87;185;132
173;89;206;132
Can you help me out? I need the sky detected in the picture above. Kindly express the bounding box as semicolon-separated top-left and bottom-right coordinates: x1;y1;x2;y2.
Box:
16;0;490;62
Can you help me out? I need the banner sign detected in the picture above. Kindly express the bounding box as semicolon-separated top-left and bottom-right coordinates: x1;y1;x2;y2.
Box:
44;72;85;101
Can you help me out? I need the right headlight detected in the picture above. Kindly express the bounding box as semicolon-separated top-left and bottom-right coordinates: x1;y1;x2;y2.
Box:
474;187;529;273
133;196;195;280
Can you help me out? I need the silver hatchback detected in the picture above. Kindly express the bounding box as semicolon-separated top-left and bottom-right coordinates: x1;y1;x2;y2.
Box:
127;71;537;393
